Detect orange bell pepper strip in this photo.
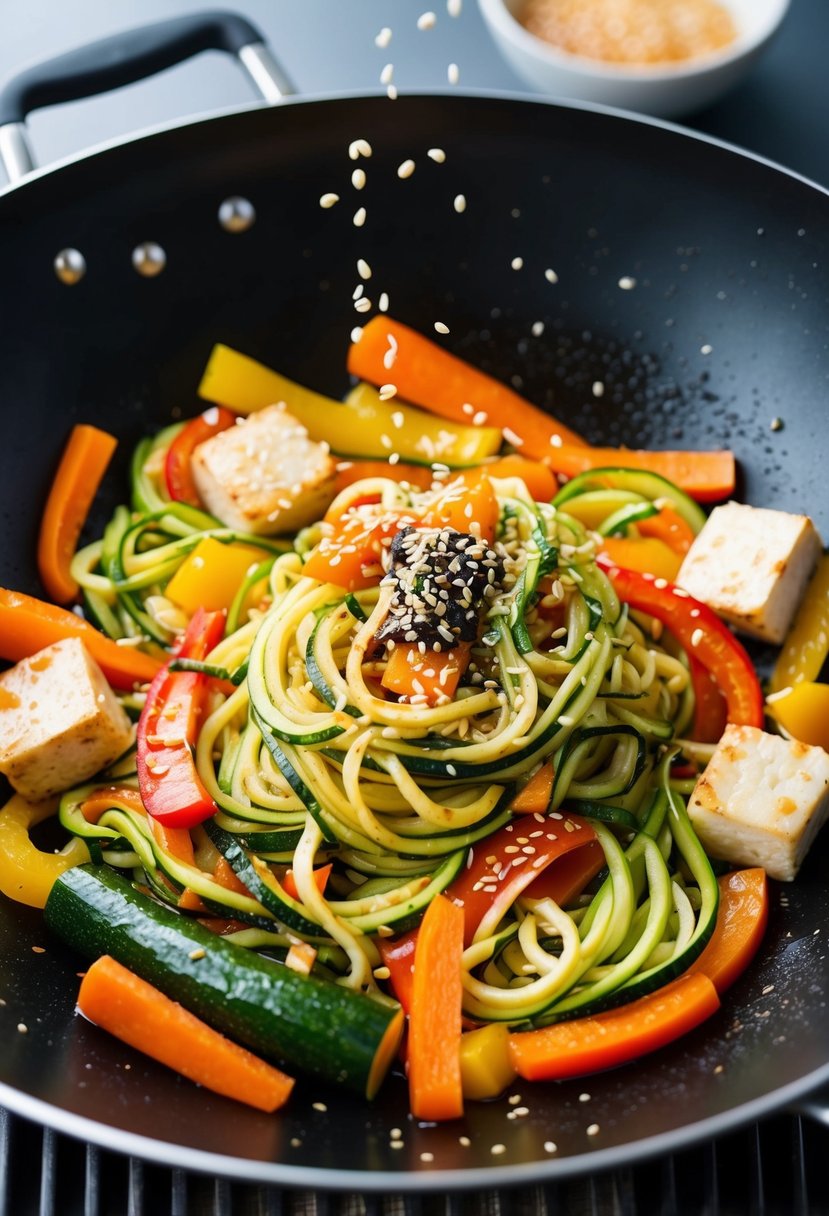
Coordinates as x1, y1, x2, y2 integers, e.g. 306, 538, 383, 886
546, 444, 735, 502
303, 508, 419, 591
422, 470, 499, 543
637, 505, 695, 556
78, 955, 294, 1112
689, 868, 768, 994
597, 558, 764, 728
599, 536, 682, 583
37, 424, 118, 604
80, 785, 146, 824
379, 813, 597, 1010
333, 460, 434, 494
381, 641, 471, 706
164, 406, 237, 506
408, 894, 465, 1121
348, 316, 587, 456
136, 608, 225, 829
509, 761, 554, 814
0, 587, 162, 690
282, 863, 332, 902
508, 972, 720, 1081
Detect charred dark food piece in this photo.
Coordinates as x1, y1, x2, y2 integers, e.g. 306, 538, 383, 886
378, 526, 505, 650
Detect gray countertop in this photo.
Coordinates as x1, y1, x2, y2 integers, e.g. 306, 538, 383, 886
0, 0, 827, 187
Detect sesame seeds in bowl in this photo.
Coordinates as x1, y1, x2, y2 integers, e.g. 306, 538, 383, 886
478, 0, 791, 118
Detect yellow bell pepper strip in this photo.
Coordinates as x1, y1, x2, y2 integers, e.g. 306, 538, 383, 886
597, 557, 764, 728
37, 424, 118, 604
547, 444, 736, 503
165, 536, 270, 615
0, 795, 90, 908
408, 893, 465, 1121
0, 587, 162, 690
766, 682, 829, 751
769, 554, 829, 694
197, 343, 503, 465
599, 536, 683, 582
508, 972, 720, 1081
347, 315, 588, 453
164, 406, 237, 506
459, 1023, 517, 1101
136, 608, 226, 829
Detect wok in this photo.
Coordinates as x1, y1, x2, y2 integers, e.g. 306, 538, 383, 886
0, 9, 827, 1193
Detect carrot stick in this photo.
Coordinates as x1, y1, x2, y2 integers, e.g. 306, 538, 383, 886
80, 785, 146, 824
637, 505, 695, 555
77, 955, 294, 1111
688, 868, 768, 994
382, 642, 471, 705
348, 317, 587, 456
408, 893, 465, 1121
150, 818, 195, 866
546, 444, 735, 501
37, 425, 118, 604
483, 455, 558, 501
334, 460, 434, 494
508, 973, 720, 1081
0, 588, 162, 690
509, 761, 554, 814
212, 857, 252, 897
282, 863, 332, 902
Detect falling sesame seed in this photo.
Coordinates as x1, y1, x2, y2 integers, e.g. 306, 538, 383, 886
428, 147, 446, 163
417, 10, 437, 29
701, 343, 713, 355
351, 326, 364, 343
375, 26, 392, 48
579, 1092, 591, 1103
390, 1127, 402, 1139
319, 192, 339, 209
618, 275, 637, 290
544, 1141, 558, 1153
491, 1143, 507, 1155
17, 1023, 27, 1034
472, 410, 488, 425
354, 297, 372, 313
380, 63, 394, 85
387, 84, 398, 100
379, 383, 397, 401
357, 258, 372, 280
379, 292, 390, 312
511, 256, 524, 270
531, 321, 544, 336
544, 267, 559, 283
383, 334, 399, 369
503, 426, 524, 447
459, 1135, 471, 1146
586, 1123, 600, 1136
349, 138, 372, 159
420, 1151, 434, 1163
353, 283, 364, 300
353, 207, 367, 227
454, 193, 467, 213
434, 320, 450, 334
313, 1101, 328, 1112
398, 159, 416, 179
592, 380, 605, 397
448, 0, 462, 14
390, 1141, 404, 1150
446, 764, 457, 776
352, 167, 366, 190
448, 62, 460, 84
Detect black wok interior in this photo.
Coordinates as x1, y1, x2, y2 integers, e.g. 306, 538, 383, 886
0, 94, 827, 1189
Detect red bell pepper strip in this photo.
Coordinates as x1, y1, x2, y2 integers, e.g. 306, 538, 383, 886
508, 972, 720, 1081
688, 868, 768, 994
378, 812, 596, 1010
165, 406, 237, 506
597, 556, 764, 728
136, 608, 226, 829
688, 656, 728, 743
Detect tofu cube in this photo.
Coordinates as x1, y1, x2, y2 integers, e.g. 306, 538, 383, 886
0, 639, 132, 801
677, 502, 822, 643
191, 405, 335, 535
688, 723, 829, 881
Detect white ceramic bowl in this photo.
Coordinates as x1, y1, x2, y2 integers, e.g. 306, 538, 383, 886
478, 0, 791, 118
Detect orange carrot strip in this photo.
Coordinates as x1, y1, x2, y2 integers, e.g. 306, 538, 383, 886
178, 889, 208, 913
381, 642, 471, 705
546, 445, 735, 502
150, 818, 196, 867
37, 425, 118, 604
637, 505, 695, 556
212, 857, 252, 897
688, 868, 768, 994
77, 955, 294, 1112
408, 894, 465, 1121
508, 973, 720, 1081
282, 863, 332, 902
0, 587, 162, 690
80, 785, 145, 824
510, 761, 554, 814
348, 316, 586, 456
334, 460, 434, 494
484, 455, 558, 501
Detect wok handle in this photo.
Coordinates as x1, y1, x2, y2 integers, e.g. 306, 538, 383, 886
0, 9, 294, 183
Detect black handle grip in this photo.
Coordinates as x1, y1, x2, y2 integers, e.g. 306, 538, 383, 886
0, 10, 266, 126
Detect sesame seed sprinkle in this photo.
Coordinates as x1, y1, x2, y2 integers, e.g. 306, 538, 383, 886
417, 10, 437, 29
319, 192, 339, 209
379, 292, 390, 312
544, 267, 559, 283
428, 147, 447, 163
354, 296, 372, 313
434, 320, 450, 334
349, 138, 372, 160
398, 159, 416, 179
352, 168, 366, 190
375, 26, 392, 48
351, 326, 364, 343
357, 258, 372, 280
379, 383, 398, 401
353, 207, 367, 227
511, 256, 524, 270
387, 84, 398, 100
454, 193, 467, 213
448, 62, 460, 84
618, 275, 637, 290
380, 63, 394, 85
491, 1143, 507, 1155
448, 0, 462, 14
531, 320, 544, 336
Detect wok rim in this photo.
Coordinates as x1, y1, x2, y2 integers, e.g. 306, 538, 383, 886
1, 85, 828, 1189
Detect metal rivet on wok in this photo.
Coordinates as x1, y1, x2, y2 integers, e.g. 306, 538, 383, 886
218, 196, 256, 233
53, 248, 86, 285
132, 242, 167, 277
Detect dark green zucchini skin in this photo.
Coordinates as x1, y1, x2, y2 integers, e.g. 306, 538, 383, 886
45, 865, 401, 1097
